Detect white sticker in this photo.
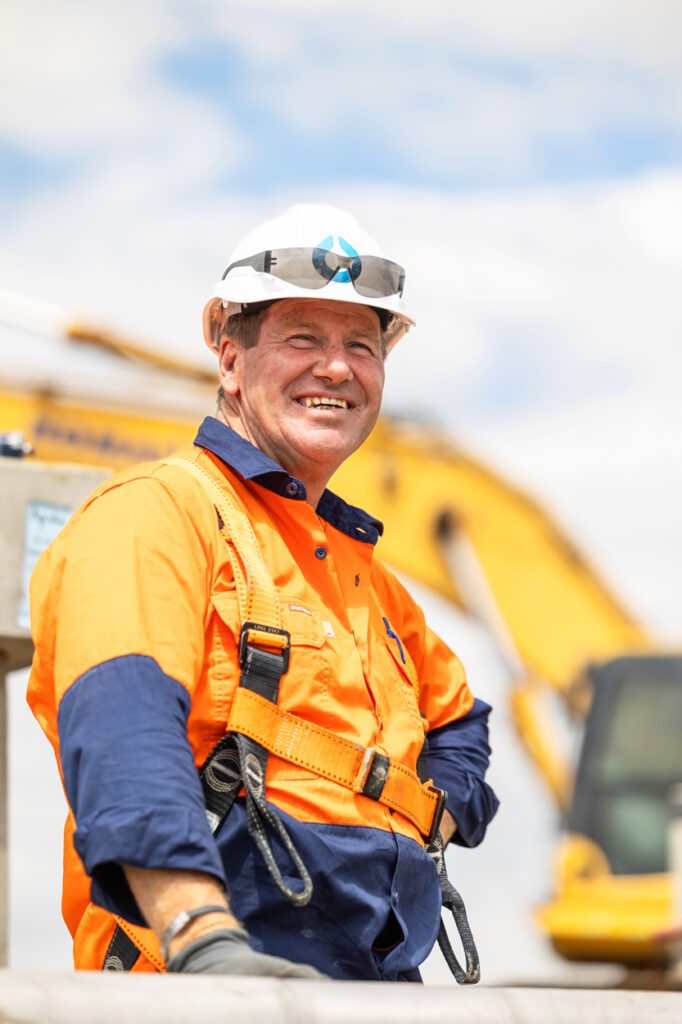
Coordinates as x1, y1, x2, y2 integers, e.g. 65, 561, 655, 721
322, 620, 336, 638
18, 500, 73, 630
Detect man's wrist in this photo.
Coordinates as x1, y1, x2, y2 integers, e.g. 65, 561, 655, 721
160, 904, 236, 961
165, 909, 241, 962
440, 808, 457, 846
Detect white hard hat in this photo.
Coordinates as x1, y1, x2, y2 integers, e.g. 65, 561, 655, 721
202, 204, 415, 353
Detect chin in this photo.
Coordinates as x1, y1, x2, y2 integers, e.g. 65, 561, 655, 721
295, 435, 356, 466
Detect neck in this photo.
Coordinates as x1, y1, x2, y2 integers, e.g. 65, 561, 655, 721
215, 406, 330, 509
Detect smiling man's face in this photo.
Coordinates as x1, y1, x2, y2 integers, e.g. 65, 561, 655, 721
217, 298, 385, 502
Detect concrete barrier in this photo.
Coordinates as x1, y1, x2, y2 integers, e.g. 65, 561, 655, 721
0, 973, 680, 1024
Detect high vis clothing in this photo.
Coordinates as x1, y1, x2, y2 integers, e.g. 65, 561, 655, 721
28, 416, 499, 980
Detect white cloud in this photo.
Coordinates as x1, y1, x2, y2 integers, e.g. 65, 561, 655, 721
202, 5, 682, 186
264, 0, 682, 71
2, 0, 681, 195
3, 0, 171, 147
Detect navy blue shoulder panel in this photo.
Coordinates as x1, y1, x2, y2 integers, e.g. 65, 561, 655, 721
58, 654, 225, 924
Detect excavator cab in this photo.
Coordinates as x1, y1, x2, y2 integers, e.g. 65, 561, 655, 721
538, 654, 682, 965
569, 655, 682, 878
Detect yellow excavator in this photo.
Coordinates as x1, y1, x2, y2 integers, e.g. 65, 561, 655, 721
1, 289, 680, 969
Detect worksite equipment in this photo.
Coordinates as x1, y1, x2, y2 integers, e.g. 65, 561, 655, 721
201, 205, 415, 353
1, 288, 681, 971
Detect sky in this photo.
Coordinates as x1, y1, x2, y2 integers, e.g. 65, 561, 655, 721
2, 0, 682, 984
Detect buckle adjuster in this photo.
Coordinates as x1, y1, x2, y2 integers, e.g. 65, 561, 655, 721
427, 786, 448, 844
239, 621, 291, 673
353, 747, 390, 801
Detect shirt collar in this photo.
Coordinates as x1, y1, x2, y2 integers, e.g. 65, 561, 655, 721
194, 417, 383, 545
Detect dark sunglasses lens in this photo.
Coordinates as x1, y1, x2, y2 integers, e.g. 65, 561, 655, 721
268, 248, 329, 289
351, 256, 404, 298
262, 248, 404, 297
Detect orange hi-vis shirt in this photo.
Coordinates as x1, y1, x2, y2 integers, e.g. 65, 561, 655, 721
28, 417, 498, 978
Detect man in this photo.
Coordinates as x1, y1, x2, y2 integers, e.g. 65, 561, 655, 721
28, 205, 499, 981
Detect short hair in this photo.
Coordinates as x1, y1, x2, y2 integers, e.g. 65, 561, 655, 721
222, 304, 272, 349
215, 305, 272, 406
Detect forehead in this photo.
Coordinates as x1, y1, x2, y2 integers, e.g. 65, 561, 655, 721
261, 298, 382, 337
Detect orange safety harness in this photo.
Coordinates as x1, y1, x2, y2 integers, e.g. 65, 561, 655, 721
170, 455, 446, 849
104, 455, 454, 972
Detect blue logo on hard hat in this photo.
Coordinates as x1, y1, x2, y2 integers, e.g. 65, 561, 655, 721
313, 235, 359, 284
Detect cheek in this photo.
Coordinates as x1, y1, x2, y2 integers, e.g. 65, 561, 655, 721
363, 366, 385, 406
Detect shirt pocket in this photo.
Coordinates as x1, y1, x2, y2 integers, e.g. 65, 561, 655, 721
378, 630, 425, 738
209, 593, 333, 717
278, 602, 334, 719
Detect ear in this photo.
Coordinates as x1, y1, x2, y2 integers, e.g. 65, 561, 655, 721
217, 335, 241, 397
202, 298, 223, 354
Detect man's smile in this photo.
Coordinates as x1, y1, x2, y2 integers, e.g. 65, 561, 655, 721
295, 395, 352, 410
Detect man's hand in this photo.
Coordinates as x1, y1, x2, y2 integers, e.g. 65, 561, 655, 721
166, 927, 325, 978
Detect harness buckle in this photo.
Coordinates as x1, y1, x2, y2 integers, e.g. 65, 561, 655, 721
353, 747, 390, 800
427, 785, 448, 845
239, 621, 291, 673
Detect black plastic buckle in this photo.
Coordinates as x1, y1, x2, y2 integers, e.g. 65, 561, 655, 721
239, 621, 291, 673
427, 786, 448, 845
359, 750, 390, 801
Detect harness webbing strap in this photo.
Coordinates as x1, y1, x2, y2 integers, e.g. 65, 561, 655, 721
227, 687, 445, 840
167, 456, 316, 904
164, 456, 285, 651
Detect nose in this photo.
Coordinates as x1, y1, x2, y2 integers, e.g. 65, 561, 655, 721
312, 342, 353, 384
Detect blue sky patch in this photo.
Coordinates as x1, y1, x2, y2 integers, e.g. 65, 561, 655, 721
0, 139, 77, 201
159, 33, 682, 194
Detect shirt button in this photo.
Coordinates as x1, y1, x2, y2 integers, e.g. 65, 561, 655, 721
314, 546, 327, 559
286, 481, 299, 497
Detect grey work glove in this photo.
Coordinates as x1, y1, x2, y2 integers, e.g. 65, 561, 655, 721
166, 927, 325, 979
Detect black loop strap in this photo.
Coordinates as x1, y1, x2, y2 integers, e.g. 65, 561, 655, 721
436, 874, 481, 985
235, 733, 313, 907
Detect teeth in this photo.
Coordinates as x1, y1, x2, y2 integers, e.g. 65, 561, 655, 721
301, 397, 349, 409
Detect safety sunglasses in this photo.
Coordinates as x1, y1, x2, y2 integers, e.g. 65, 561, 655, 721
221, 247, 405, 299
